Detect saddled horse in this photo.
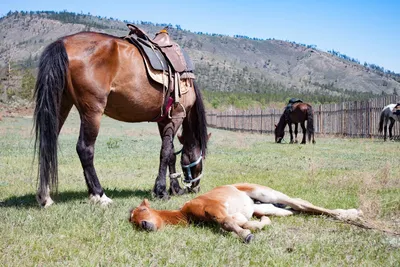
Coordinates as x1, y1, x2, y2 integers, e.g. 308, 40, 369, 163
129, 183, 363, 243
33, 30, 208, 207
378, 103, 400, 141
274, 102, 315, 144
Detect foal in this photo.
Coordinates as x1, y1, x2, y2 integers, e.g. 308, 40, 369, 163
129, 183, 362, 243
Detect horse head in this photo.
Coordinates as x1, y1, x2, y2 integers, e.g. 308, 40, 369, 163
177, 133, 211, 193
274, 123, 285, 143
129, 199, 163, 231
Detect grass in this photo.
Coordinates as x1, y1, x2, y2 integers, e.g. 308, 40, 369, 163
1, 110, 400, 266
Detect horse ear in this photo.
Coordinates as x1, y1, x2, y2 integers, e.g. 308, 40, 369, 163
177, 134, 184, 144
141, 199, 150, 207
207, 132, 212, 141
274, 124, 277, 128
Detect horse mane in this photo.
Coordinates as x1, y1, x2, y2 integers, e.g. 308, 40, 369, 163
183, 81, 208, 157
276, 113, 287, 135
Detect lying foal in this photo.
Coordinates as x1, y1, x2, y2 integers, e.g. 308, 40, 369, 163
129, 183, 362, 243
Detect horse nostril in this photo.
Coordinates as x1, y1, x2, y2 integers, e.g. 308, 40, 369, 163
141, 221, 155, 231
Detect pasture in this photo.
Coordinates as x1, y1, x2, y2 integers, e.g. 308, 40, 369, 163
1, 110, 399, 266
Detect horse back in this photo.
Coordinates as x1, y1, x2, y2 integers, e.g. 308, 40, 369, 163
62, 32, 164, 122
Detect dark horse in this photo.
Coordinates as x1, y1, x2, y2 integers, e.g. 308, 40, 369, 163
33, 31, 208, 207
378, 103, 400, 141
274, 102, 315, 144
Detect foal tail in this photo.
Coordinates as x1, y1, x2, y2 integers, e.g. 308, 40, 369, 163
378, 109, 385, 133
307, 105, 315, 143
33, 39, 68, 197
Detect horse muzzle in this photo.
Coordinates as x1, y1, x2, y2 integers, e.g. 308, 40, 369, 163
140, 221, 157, 231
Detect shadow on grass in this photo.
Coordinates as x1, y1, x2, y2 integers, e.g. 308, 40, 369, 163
0, 188, 152, 209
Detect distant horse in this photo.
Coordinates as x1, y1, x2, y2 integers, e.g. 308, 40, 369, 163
129, 183, 363, 243
275, 102, 315, 144
378, 103, 400, 141
33, 31, 208, 207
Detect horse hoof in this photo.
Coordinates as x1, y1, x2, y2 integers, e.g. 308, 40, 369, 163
90, 194, 113, 206
244, 234, 254, 244
36, 194, 54, 208
169, 187, 185, 196
152, 191, 170, 200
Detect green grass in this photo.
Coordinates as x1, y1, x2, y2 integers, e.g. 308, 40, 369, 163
1, 110, 400, 266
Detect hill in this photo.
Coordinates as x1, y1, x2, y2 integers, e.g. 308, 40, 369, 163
0, 11, 399, 106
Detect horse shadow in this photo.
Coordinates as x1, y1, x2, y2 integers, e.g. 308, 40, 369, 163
0, 188, 152, 209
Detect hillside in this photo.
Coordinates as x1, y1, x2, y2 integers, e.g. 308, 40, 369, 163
1, 11, 399, 105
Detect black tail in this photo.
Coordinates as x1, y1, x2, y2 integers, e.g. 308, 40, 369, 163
378, 109, 385, 133
190, 81, 208, 157
33, 39, 68, 196
307, 105, 315, 143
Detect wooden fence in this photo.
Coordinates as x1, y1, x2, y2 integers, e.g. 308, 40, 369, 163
206, 95, 400, 139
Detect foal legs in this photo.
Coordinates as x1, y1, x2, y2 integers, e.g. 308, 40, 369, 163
249, 186, 362, 221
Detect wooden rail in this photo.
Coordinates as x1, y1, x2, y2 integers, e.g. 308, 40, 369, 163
206, 96, 400, 139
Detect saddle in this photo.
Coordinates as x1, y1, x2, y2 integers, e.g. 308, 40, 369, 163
284, 98, 303, 121
123, 24, 195, 122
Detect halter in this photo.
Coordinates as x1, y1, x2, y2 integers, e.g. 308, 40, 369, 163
181, 151, 203, 186
169, 149, 203, 188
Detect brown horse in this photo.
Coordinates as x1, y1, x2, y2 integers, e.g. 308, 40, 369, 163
129, 183, 363, 243
275, 102, 315, 144
33, 31, 208, 207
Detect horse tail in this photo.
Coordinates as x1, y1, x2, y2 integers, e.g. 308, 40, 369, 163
192, 80, 208, 157
378, 109, 385, 133
307, 105, 315, 143
33, 39, 68, 196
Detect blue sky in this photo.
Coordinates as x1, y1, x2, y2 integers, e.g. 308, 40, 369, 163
1, 0, 399, 73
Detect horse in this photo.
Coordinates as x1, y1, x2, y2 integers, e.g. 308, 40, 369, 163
33, 31, 208, 207
274, 102, 315, 144
129, 183, 363, 243
378, 103, 400, 141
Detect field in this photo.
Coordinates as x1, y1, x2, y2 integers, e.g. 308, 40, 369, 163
1, 110, 399, 266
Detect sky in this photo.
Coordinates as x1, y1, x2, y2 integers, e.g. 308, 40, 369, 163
1, 0, 399, 73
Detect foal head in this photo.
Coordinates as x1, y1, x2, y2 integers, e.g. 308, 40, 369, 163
129, 199, 163, 231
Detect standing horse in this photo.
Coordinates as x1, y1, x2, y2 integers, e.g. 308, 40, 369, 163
274, 102, 315, 144
33, 31, 208, 207
378, 103, 400, 141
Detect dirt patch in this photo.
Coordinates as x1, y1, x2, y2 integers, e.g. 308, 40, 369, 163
0, 101, 34, 118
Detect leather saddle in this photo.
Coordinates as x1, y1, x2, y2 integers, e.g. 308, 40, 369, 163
122, 24, 196, 122
124, 24, 194, 73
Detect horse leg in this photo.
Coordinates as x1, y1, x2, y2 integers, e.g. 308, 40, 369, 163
154, 121, 182, 199
388, 118, 395, 141
288, 123, 294, 143
36, 94, 73, 207
219, 216, 254, 243
300, 122, 307, 144
76, 112, 112, 205
251, 187, 362, 221
294, 123, 299, 143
